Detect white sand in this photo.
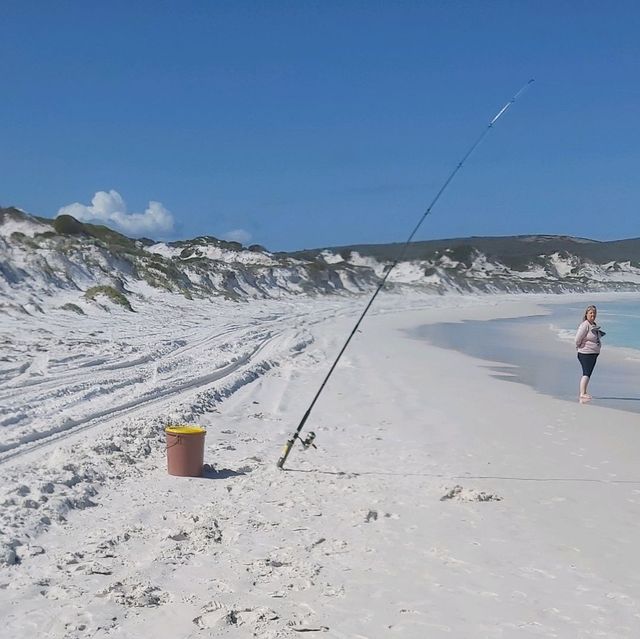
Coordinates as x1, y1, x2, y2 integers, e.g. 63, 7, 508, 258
1, 292, 640, 638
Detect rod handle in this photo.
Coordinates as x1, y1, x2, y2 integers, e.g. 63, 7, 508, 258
276, 437, 295, 469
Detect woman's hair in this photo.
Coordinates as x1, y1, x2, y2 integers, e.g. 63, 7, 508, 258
583, 305, 597, 321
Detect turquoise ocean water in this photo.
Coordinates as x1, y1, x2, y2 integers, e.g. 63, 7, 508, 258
583, 301, 640, 351
553, 300, 640, 354
414, 297, 640, 415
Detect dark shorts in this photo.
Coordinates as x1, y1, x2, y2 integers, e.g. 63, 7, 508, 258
577, 352, 599, 377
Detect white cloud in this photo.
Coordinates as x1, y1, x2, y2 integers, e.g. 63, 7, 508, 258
58, 190, 174, 237
222, 228, 252, 245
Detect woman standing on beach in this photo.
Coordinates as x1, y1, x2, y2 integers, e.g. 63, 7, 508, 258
575, 305, 604, 402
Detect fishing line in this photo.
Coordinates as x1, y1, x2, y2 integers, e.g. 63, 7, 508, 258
277, 79, 535, 469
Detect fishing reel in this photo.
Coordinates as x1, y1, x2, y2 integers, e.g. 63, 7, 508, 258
299, 431, 317, 450
276, 430, 317, 469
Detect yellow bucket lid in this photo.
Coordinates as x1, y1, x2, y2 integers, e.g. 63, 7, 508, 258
165, 425, 206, 435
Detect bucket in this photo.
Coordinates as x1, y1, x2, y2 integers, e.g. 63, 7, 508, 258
165, 425, 206, 477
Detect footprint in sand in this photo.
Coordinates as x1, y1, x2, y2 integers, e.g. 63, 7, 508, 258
61, 609, 93, 634
364, 509, 399, 523
97, 578, 170, 608
440, 485, 502, 502
605, 592, 635, 606
193, 601, 280, 630
247, 554, 322, 592
204, 578, 234, 593
321, 582, 345, 598
40, 582, 85, 601
520, 566, 557, 580
193, 600, 233, 628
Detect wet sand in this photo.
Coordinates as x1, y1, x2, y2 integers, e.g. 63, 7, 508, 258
412, 303, 640, 415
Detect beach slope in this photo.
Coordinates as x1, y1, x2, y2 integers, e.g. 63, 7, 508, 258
1, 295, 639, 638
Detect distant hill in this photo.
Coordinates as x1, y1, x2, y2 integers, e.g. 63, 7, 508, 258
288, 235, 640, 265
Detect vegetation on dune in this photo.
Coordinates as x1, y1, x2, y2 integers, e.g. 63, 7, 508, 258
135, 256, 197, 296
446, 244, 477, 268
83, 222, 144, 254
84, 285, 134, 311
60, 302, 86, 315
53, 215, 86, 236
51, 215, 144, 258
7, 232, 40, 250
499, 254, 548, 273
36, 231, 57, 239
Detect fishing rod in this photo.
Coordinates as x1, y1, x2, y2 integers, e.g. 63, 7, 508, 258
276, 79, 535, 470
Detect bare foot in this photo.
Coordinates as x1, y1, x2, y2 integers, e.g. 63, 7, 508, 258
579, 394, 592, 403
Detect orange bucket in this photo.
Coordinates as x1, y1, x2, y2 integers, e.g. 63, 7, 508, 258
165, 425, 206, 477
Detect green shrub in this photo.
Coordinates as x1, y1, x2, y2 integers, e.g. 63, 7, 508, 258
60, 303, 85, 315
54, 215, 86, 235
447, 244, 476, 268
83, 223, 142, 253
84, 286, 134, 311
8, 232, 40, 249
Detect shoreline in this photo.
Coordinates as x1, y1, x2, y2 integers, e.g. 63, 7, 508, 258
411, 295, 640, 415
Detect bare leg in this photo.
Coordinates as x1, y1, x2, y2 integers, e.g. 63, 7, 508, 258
579, 375, 592, 401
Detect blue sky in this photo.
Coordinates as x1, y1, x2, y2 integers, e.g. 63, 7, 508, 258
1, 1, 639, 251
